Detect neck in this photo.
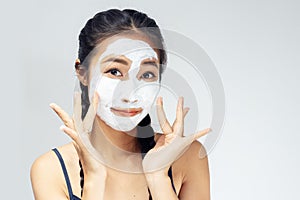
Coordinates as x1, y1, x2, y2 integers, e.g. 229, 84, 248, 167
90, 115, 141, 155
89, 116, 143, 172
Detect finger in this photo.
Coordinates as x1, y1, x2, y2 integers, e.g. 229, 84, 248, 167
60, 125, 81, 144
50, 103, 74, 129
183, 107, 190, 118
176, 96, 184, 122
156, 96, 172, 134
192, 128, 212, 140
72, 141, 80, 152
172, 97, 184, 134
92, 91, 99, 110
83, 92, 99, 131
73, 92, 83, 130
175, 107, 189, 137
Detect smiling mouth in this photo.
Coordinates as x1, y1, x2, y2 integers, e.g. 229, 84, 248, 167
110, 107, 143, 117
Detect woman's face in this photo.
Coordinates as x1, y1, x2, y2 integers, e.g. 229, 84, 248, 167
86, 34, 161, 132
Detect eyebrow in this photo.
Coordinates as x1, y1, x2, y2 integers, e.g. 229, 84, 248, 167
102, 57, 129, 65
102, 57, 158, 68
142, 60, 158, 68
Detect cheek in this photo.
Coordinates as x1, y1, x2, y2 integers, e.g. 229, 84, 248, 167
95, 76, 120, 102
135, 84, 160, 103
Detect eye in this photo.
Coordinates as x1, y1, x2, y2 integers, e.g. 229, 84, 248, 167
141, 72, 156, 79
105, 68, 122, 77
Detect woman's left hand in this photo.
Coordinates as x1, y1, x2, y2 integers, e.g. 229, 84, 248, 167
142, 96, 211, 175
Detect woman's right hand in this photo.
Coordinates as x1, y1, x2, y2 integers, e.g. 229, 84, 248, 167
50, 92, 107, 177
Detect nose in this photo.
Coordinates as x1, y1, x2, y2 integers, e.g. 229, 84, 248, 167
121, 98, 138, 103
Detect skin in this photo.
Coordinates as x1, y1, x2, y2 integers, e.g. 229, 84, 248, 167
30, 32, 211, 200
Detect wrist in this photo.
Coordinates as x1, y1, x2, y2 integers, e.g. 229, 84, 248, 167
81, 163, 107, 177
85, 170, 107, 181
145, 169, 169, 185
145, 173, 178, 200
81, 171, 107, 200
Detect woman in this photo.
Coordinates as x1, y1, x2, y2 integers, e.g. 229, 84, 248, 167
30, 8, 211, 200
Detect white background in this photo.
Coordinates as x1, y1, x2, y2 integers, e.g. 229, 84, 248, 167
1, 0, 299, 199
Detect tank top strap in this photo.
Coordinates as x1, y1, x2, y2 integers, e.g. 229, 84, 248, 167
168, 166, 176, 194
52, 148, 74, 199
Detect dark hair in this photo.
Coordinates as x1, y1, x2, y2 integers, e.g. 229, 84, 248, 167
76, 8, 167, 198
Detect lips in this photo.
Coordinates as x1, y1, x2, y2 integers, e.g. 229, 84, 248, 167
110, 107, 143, 117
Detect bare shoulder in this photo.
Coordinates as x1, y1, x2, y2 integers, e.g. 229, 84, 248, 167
30, 143, 78, 200
173, 140, 209, 180
30, 143, 77, 174
180, 140, 208, 161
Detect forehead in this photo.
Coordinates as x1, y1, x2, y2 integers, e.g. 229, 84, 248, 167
91, 33, 159, 62
99, 38, 158, 62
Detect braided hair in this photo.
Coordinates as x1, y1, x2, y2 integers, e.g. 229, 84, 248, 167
76, 9, 167, 199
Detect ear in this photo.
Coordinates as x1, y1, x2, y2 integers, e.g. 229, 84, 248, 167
75, 59, 88, 86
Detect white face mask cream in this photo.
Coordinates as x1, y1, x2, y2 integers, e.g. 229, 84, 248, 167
88, 38, 160, 132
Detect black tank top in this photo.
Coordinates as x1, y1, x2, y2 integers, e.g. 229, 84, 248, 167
52, 148, 177, 200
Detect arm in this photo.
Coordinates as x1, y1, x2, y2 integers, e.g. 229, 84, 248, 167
80, 170, 106, 200
178, 141, 210, 200
146, 171, 179, 200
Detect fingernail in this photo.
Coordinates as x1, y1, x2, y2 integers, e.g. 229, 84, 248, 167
180, 96, 183, 102
156, 97, 160, 104
59, 125, 66, 131
74, 91, 81, 96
